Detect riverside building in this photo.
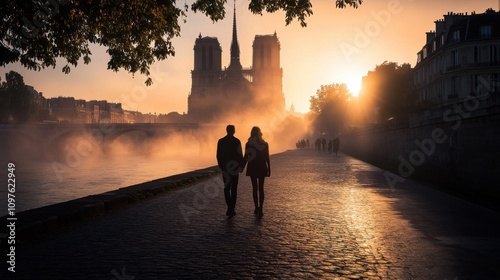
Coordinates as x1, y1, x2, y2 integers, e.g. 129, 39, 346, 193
413, 8, 500, 108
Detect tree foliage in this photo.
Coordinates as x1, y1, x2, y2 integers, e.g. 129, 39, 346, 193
309, 83, 352, 135
0, 0, 362, 85
358, 61, 413, 124
0, 71, 32, 122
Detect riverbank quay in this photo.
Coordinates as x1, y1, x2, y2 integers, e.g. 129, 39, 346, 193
3, 149, 500, 279
0, 166, 221, 243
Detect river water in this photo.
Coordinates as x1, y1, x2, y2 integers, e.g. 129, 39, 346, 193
0, 126, 216, 216
1, 155, 214, 216
0, 123, 296, 216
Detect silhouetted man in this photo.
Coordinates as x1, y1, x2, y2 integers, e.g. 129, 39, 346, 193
217, 125, 244, 217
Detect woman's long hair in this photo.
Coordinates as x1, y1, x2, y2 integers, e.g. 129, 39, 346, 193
249, 126, 265, 143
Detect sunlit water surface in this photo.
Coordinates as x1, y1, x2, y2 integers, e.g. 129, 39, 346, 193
1, 152, 214, 216
0, 124, 293, 216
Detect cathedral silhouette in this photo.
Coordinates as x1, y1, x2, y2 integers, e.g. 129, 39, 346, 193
187, 6, 285, 122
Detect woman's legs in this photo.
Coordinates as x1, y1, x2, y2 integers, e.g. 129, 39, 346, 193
251, 176, 265, 216
258, 177, 265, 216
251, 176, 259, 213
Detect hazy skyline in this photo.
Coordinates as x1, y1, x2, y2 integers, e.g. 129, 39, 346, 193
1, 0, 497, 114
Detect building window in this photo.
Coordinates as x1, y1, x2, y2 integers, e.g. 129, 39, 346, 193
480, 26, 492, 39
452, 30, 460, 43
451, 50, 460, 67
267, 45, 272, 66
441, 35, 445, 46
209, 47, 213, 69
202, 47, 206, 70
490, 45, 499, 64
260, 45, 265, 67
450, 76, 459, 98
474, 46, 480, 63
472, 74, 481, 95
491, 73, 499, 93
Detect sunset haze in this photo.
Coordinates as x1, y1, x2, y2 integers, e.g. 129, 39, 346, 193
1, 0, 497, 114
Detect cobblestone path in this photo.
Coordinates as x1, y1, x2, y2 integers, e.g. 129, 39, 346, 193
7, 149, 500, 279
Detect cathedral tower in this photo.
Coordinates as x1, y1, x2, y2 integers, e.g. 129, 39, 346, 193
227, 4, 242, 74
187, 4, 285, 122
252, 32, 285, 113
188, 35, 222, 118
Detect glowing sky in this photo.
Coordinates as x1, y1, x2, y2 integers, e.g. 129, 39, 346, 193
1, 0, 498, 114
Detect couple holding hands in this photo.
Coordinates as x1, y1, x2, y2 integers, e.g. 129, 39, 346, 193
216, 125, 271, 218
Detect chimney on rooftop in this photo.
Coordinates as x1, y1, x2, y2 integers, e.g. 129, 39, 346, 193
426, 31, 436, 44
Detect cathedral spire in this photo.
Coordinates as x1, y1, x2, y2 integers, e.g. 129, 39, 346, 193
228, 0, 242, 72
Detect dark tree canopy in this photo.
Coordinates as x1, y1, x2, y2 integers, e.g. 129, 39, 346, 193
0, 71, 36, 122
0, 0, 362, 85
359, 61, 413, 124
309, 83, 352, 135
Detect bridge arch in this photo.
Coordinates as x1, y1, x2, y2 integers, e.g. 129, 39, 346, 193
47, 130, 104, 159
2, 131, 42, 158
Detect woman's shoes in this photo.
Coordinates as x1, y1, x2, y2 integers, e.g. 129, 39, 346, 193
254, 206, 263, 218
255, 206, 263, 218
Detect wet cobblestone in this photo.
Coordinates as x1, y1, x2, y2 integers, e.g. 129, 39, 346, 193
7, 149, 500, 279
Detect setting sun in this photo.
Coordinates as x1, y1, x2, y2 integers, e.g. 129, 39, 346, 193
344, 76, 362, 97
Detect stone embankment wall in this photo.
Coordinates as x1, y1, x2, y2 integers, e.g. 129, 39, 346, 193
341, 95, 500, 204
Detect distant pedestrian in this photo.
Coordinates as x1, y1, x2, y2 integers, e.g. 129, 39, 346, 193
333, 137, 340, 156
216, 125, 245, 218
244, 126, 270, 218
322, 138, 327, 152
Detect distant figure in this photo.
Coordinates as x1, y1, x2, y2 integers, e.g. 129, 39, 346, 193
321, 138, 327, 152
217, 125, 245, 218
315, 138, 321, 152
333, 137, 340, 156
244, 126, 270, 218
296, 139, 306, 149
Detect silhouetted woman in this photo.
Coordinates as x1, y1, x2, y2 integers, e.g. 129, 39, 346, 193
244, 126, 270, 218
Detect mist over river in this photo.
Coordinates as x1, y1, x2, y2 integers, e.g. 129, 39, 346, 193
0, 125, 216, 216
0, 121, 303, 216
2, 154, 215, 216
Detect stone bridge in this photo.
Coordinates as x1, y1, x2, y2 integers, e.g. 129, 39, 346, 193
1, 123, 221, 158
